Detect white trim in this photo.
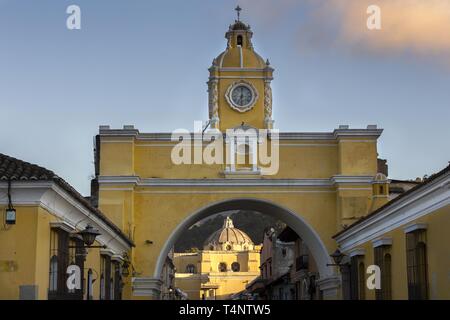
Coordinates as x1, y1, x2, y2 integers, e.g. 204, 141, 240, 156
133, 190, 336, 194
98, 129, 383, 142
50, 221, 75, 233
372, 238, 392, 248
100, 249, 115, 257
404, 223, 427, 234
111, 254, 124, 262
98, 176, 376, 188
348, 248, 366, 257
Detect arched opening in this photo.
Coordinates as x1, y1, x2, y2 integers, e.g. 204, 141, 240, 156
237, 35, 243, 46
153, 198, 337, 299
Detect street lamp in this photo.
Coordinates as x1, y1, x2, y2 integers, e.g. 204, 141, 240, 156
78, 224, 101, 247
121, 260, 130, 277
327, 248, 346, 266
69, 225, 106, 249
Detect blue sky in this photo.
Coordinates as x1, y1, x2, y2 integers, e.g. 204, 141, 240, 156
1, 0, 449, 195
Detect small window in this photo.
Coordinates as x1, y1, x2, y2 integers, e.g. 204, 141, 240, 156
186, 264, 196, 273
226, 245, 232, 251
231, 262, 240, 272
237, 35, 243, 46
218, 262, 227, 272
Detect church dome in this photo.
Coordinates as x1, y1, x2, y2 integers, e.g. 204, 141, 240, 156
204, 217, 254, 251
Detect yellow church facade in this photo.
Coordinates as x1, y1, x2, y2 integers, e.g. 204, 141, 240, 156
95, 15, 387, 300
173, 217, 261, 300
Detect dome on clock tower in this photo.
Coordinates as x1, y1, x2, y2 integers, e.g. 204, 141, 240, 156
212, 19, 268, 69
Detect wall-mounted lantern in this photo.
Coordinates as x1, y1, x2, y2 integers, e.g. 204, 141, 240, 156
327, 248, 346, 266
5, 179, 16, 225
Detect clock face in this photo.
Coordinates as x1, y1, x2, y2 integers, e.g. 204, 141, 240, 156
231, 85, 253, 108
225, 81, 258, 112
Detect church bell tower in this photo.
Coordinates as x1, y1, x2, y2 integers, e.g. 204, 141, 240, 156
208, 7, 274, 131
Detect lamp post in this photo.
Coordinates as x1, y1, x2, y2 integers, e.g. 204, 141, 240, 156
69, 224, 106, 249
327, 248, 346, 266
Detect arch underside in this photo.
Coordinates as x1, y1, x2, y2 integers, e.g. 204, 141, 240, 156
154, 198, 335, 280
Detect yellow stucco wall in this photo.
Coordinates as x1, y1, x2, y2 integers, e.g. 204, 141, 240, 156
0, 204, 110, 300
351, 206, 450, 300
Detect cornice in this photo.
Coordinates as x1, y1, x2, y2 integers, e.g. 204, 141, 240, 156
98, 128, 383, 142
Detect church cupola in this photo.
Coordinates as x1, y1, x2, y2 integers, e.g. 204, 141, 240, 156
225, 6, 254, 50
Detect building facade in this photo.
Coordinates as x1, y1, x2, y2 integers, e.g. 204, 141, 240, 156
174, 217, 261, 300
0, 153, 133, 300
334, 165, 450, 300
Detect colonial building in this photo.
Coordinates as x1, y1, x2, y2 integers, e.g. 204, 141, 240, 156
173, 217, 261, 300
0, 153, 133, 300
334, 164, 450, 300
257, 227, 295, 300
277, 226, 320, 300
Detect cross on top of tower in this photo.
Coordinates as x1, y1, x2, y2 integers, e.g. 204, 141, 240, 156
235, 5, 242, 21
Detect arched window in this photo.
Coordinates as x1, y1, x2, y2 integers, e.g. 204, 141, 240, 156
237, 35, 243, 46
186, 264, 196, 273
231, 262, 240, 272
406, 229, 428, 300
375, 246, 392, 300
218, 262, 227, 272
226, 244, 232, 251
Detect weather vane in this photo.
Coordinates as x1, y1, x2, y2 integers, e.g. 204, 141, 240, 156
235, 5, 242, 21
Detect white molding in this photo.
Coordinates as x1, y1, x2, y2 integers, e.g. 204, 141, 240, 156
404, 223, 427, 234
98, 129, 383, 142
111, 254, 124, 262
372, 238, 392, 248
331, 175, 374, 185
100, 248, 115, 257
335, 171, 450, 251
98, 176, 376, 188
50, 221, 75, 233
348, 248, 366, 257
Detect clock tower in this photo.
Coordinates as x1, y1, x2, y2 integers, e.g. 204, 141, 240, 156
208, 7, 274, 131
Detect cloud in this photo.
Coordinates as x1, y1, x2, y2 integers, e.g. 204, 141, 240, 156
329, 0, 450, 56
241, 0, 450, 66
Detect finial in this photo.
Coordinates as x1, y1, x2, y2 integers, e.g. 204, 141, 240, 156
224, 216, 234, 228
235, 5, 242, 21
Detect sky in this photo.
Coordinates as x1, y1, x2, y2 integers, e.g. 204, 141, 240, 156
1, 0, 449, 195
